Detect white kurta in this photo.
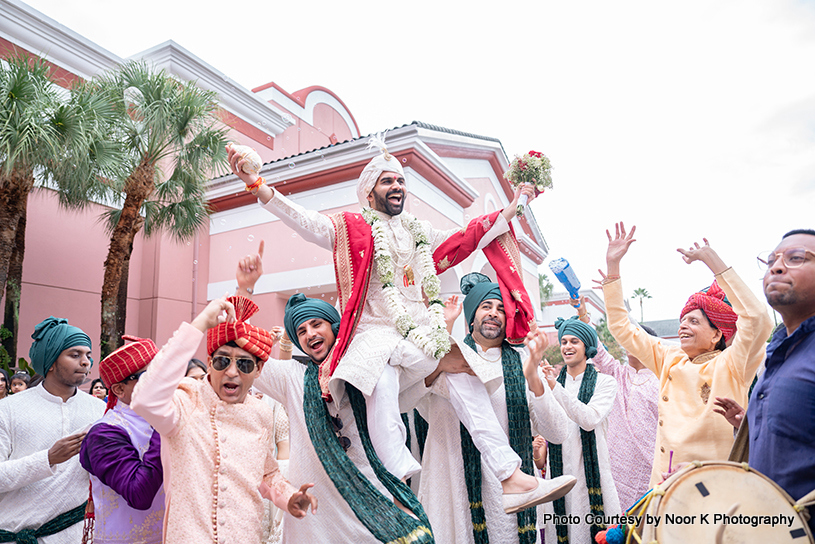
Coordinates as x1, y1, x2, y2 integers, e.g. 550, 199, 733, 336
262, 193, 509, 398
532, 365, 621, 544
254, 357, 391, 543
0, 384, 105, 543
416, 344, 541, 544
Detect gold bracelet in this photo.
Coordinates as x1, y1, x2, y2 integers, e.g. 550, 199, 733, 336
278, 339, 294, 352
279, 346, 293, 353
533, 454, 543, 461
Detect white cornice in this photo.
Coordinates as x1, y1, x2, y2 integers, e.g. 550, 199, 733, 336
134, 41, 291, 139
207, 124, 479, 203
0, 0, 121, 80
255, 85, 360, 138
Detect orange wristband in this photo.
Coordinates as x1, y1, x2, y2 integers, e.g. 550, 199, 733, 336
245, 176, 265, 193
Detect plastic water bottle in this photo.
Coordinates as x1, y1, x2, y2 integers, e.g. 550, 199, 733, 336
548, 258, 581, 308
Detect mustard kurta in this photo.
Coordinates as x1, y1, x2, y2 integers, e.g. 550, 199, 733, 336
602, 268, 773, 486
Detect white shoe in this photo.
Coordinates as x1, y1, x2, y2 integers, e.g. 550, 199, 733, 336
502, 475, 577, 514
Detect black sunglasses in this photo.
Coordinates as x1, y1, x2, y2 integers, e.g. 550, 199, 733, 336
211, 355, 256, 374
331, 414, 351, 452
120, 370, 147, 384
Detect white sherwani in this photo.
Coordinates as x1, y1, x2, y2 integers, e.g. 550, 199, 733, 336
534, 365, 621, 544
254, 358, 389, 543
416, 343, 542, 544
262, 193, 509, 398
0, 384, 105, 543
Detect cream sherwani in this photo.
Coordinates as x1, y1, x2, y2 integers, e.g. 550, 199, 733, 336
534, 365, 621, 544
602, 267, 773, 486
254, 357, 390, 543
131, 323, 295, 544
261, 193, 509, 399
0, 385, 105, 543
415, 343, 541, 544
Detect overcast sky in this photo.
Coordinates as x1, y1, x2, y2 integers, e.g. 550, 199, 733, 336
22, 0, 815, 322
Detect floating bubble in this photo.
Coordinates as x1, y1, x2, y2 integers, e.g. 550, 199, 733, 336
291, 258, 295, 262
291, 233, 297, 238
248, 235, 255, 242
402, 158, 407, 163
464, 214, 470, 220
228, 245, 232, 251
313, 257, 317, 261
286, 136, 290, 141
320, 153, 326, 160
267, 137, 271, 141
288, 162, 295, 169
220, 218, 227, 225
321, 294, 325, 298
330, 296, 335, 301
193, 260, 198, 265
297, 127, 301, 131
186, 242, 191, 246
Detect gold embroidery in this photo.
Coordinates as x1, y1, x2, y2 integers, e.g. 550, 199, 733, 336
481, 218, 491, 231
700, 382, 711, 404
360, 250, 364, 258
437, 256, 451, 271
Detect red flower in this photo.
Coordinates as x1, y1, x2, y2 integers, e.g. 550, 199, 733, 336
528, 150, 542, 158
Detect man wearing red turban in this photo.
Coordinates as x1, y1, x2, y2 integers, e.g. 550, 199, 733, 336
131, 296, 317, 544
80, 336, 165, 544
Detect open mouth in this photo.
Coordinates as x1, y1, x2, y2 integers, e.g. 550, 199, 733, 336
223, 383, 240, 394
309, 338, 325, 352
387, 192, 403, 205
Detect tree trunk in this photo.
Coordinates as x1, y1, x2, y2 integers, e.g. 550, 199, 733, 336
100, 164, 151, 358
0, 170, 33, 319
114, 216, 142, 342
2, 196, 27, 364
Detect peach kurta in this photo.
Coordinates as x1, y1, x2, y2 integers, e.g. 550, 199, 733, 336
603, 267, 773, 487
132, 323, 295, 544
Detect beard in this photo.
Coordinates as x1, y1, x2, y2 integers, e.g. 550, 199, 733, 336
476, 317, 505, 340
371, 188, 405, 216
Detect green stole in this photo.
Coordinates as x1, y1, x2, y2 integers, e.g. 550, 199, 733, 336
0, 502, 86, 544
303, 362, 434, 543
548, 364, 605, 542
460, 335, 537, 544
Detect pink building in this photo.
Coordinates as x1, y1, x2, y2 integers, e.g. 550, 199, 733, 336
0, 0, 549, 378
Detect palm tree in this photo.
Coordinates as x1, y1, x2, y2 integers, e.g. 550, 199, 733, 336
631, 287, 652, 323
538, 273, 554, 310
0, 54, 122, 361
96, 62, 228, 357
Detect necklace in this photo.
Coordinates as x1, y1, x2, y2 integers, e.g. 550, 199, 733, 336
362, 208, 450, 359
629, 371, 652, 387
477, 347, 502, 363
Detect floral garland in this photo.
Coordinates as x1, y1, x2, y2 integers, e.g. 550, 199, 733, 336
362, 208, 451, 359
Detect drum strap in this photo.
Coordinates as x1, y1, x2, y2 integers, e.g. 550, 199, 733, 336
549, 364, 606, 542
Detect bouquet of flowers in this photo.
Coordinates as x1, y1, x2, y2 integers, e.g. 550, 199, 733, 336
503, 150, 553, 217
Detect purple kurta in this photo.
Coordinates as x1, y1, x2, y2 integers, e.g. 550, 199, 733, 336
80, 402, 164, 543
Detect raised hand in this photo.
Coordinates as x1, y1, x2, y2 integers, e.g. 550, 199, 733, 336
226, 144, 260, 188
287, 482, 318, 518
237, 240, 265, 294
191, 295, 236, 333
541, 361, 559, 390
605, 222, 636, 275
443, 295, 462, 332
676, 238, 728, 275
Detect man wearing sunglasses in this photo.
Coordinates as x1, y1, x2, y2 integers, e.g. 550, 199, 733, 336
131, 296, 317, 544
747, 228, 815, 535
80, 335, 165, 544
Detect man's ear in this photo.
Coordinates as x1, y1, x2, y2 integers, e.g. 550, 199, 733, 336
110, 382, 125, 399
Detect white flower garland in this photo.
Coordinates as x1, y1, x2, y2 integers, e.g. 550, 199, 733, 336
362, 208, 451, 359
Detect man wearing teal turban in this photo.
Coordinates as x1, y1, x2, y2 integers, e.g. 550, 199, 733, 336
528, 316, 621, 543
283, 293, 341, 360
0, 317, 104, 544
416, 272, 576, 544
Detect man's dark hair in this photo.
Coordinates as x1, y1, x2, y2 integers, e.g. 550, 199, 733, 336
782, 229, 815, 239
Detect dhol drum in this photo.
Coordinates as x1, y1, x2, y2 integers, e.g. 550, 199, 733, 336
629, 461, 813, 544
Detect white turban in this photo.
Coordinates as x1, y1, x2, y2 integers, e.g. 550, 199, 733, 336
356, 132, 405, 208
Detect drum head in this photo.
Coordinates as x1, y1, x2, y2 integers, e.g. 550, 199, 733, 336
651, 463, 813, 543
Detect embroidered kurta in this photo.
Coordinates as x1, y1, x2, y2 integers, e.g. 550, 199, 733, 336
602, 267, 773, 486
259, 396, 289, 544
253, 357, 391, 543
415, 344, 541, 544
131, 323, 296, 544
592, 344, 658, 510
533, 366, 620, 544
80, 402, 165, 543
0, 384, 104, 543
262, 193, 509, 399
